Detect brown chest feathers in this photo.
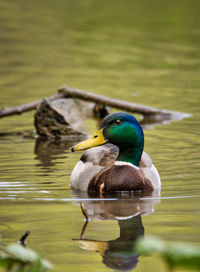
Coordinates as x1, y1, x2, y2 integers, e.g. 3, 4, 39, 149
88, 164, 153, 194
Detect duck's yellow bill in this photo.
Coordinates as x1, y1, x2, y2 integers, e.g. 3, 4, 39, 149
71, 129, 107, 152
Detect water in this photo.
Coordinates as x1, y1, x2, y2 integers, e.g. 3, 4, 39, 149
0, 0, 200, 271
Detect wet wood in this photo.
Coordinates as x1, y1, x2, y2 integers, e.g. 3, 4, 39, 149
34, 99, 88, 139
58, 86, 173, 119
0, 93, 65, 118
0, 85, 175, 119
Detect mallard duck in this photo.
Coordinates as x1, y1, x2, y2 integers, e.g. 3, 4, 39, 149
70, 112, 161, 193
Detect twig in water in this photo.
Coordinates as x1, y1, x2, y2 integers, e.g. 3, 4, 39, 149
18, 230, 30, 246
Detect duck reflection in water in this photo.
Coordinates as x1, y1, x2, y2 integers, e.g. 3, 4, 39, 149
72, 190, 160, 271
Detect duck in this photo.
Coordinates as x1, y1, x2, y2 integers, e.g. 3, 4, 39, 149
70, 112, 161, 194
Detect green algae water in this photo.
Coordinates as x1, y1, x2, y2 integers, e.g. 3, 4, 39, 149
0, 0, 200, 271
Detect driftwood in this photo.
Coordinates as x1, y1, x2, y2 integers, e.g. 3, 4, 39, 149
34, 99, 88, 139
0, 85, 178, 120
34, 96, 110, 139
59, 86, 173, 119
0, 93, 65, 118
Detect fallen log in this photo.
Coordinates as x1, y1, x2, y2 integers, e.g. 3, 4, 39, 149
34, 98, 87, 138
0, 85, 179, 120
59, 86, 173, 119
0, 93, 65, 118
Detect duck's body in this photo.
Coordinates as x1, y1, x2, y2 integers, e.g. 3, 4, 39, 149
70, 112, 161, 194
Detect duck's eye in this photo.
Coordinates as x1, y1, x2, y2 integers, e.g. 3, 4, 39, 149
114, 119, 122, 125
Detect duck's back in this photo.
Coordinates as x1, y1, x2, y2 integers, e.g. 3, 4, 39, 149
88, 161, 154, 193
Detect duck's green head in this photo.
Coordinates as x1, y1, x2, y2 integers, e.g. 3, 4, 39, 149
72, 112, 144, 166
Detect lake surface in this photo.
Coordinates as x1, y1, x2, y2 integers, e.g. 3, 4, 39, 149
0, 0, 200, 271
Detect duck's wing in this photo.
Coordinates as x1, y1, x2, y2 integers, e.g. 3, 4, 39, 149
70, 144, 119, 191
140, 151, 161, 191
80, 143, 119, 167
